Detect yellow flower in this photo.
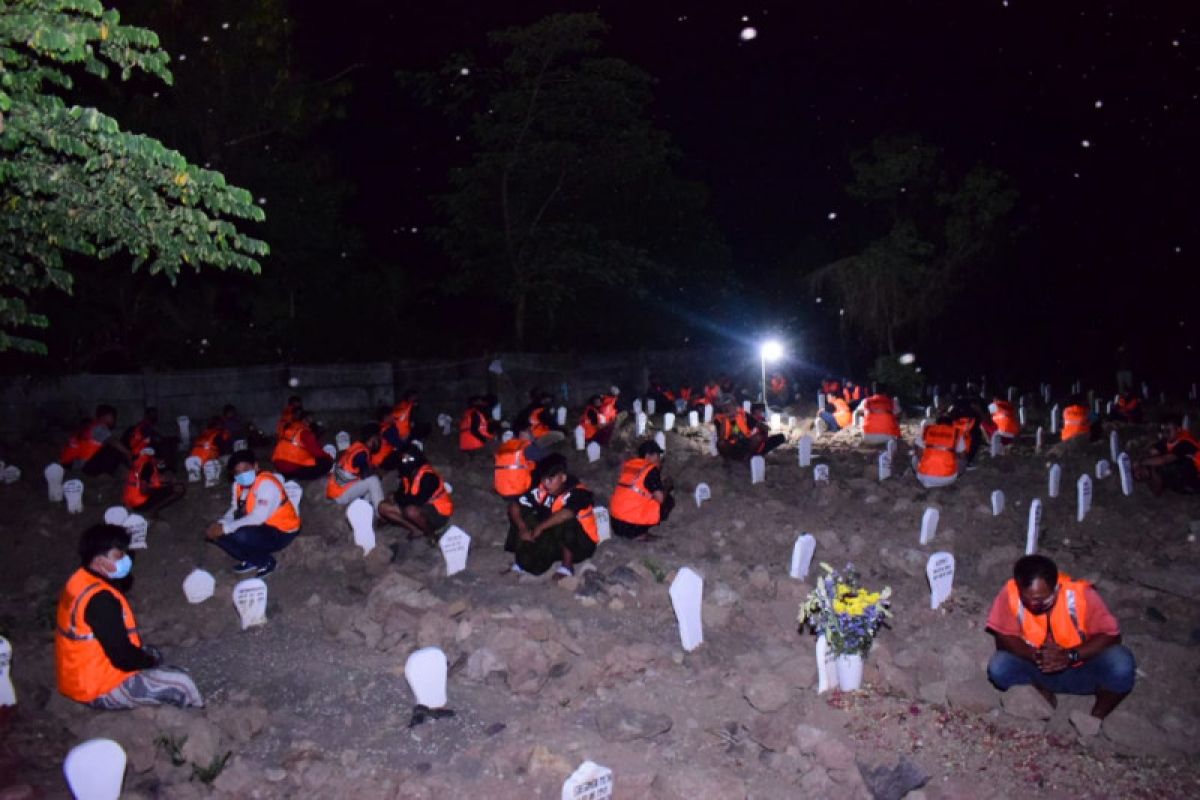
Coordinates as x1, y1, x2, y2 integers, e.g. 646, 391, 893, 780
100, 23, 109, 41
174, 172, 189, 187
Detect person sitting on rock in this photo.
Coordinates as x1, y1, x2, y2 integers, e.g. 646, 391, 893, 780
1134, 414, 1200, 496
610, 440, 674, 540
860, 384, 902, 445
60, 404, 132, 476
985, 554, 1135, 719
506, 454, 598, 577
326, 424, 386, 510
56, 524, 204, 710
122, 447, 185, 514
271, 410, 333, 481
913, 415, 965, 488
204, 450, 301, 578
378, 445, 453, 541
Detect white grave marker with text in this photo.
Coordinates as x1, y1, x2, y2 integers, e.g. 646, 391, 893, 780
123, 514, 148, 550
593, 507, 611, 543
232, 578, 268, 629
562, 760, 613, 800
694, 482, 711, 508
184, 456, 202, 483
877, 451, 892, 481
203, 459, 221, 488
439, 525, 471, 575
927, 552, 955, 610
63, 479, 84, 514
669, 567, 704, 652
1077, 474, 1093, 522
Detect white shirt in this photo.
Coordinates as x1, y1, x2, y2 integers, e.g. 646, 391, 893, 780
219, 473, 284, 534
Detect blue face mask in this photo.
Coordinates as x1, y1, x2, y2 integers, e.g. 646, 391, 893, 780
234, 471, 256, 487
108, 554, 133, 580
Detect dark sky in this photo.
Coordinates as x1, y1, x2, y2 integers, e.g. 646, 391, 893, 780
244, 1, 1200, 376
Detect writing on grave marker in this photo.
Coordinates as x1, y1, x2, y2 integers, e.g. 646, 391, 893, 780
184, 456, 202, 483
63, 479, 84, 514
813, 463, 830, 483
562, 760, 614, 800
123, 514, 148, 550
789, 533, 816, 580
593, 507, 612, 542
232, 578, 268, 629
202, 459, 221, 488
439, 525, 471, 576
927, 552, 955, 610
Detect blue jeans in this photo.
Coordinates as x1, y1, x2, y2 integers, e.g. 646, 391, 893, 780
987, 645, 1136, 695
212, 524, 298, 568
818, 411, 841, 431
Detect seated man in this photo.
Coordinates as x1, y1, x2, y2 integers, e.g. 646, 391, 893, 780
60, 404, 131, 476
190, 416, 230, 464
123, 447, 185, 514
275, 395, 303, 439
1135, 415, 1200, 496
506, 455, 597, 577
326, 424, 386, 509
458, 395, 496, 453
56, 524, 203, 710
986, 554, 1135, 719
494, 429, 551, 501
204, 451, 301, 578
817, 393, 853, 433
948, 397, 986, 465
378, 445, 453, 541
271, 410, 333, 481
579, 394, 617, 447
1061, 396, 1099, 443
1111, 390, 1143, 424
610, 441, 674, 540
913, 416, 965, 488
714, 397, 757, 461
748, 403, 787, 456
989, 396, 1020, 446
517, 392, 557, 439
766, 372, 791, 407
860, 385, 901, 445
123, 407, 178, 467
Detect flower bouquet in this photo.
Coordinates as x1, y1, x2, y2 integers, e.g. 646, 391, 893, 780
797, 563, 891, 689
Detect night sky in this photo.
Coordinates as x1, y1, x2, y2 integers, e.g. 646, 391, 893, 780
124, 1, 1200, 382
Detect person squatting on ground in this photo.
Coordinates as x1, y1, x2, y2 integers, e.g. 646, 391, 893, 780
985, 554, 1135, 719
190, 416, 231, 464
859, 385, 901, 445
1061, 395, 1101, 444
913, 415, 966, 488
378, 445, 453, 541
205, 451, 301, 578
506, 454, 597, 577
326, 424, 386, 510
1135, 415, 1200, 496
579, 392, 619, 447
271, 409, 333, 481
56, 524, 203, 710
122, 446, 185, 514
458, 395, 496, 453
610, 440, 674, 541
59, 404, 132, 476
989, 395, 1021, 447
748, 403, 786, 456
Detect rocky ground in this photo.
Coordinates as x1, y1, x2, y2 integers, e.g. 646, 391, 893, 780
1, 402, 1198, 799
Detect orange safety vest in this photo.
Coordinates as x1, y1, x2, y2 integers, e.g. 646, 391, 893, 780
598, 396, 619, 425
1167, 430, 1200, 470
326, 442, 369, 499
918, 423, 959, 477
401, 463, 453, 517
702, 383, 721, 404
991, 400, 1020, 437
237, 472, 301, 533
190, 428, 223, 462
272, 420, 317, 467
862, 394, 900, 437
494, 440, 536, 497
390, 401, 415, 440
953, 417, 975, 445
821, 379, 841, 395
843, 385, 862, 404
122, 452, 163, 509
60, 419, 105, 464
275, 406, 298, 439
537, 483, 599, 543
528, 408, 551, 438
55, 568, 142, 703
610, 458, 660, 526
1061, 405, 1089, 442
579, 407, 601, 442
769, 375, 787, 395
127, 423, 153, 458
1115, 395, 1140, 418
1004, 575, 1090, 652
717, 410, 754, 443
679, 386, 693, 402
830, 397, 853, 429
458, 408, 493, 451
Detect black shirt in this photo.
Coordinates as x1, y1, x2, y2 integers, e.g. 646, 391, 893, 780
396, 471, 440, 506
81, 578, 156, 672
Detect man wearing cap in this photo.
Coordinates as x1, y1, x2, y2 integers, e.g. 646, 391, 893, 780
610, 441, 674, 540
204, 451, 301, 578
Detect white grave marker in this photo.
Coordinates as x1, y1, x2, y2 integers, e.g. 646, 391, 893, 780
574, 425, 586, 451
814, 416, 828, 437
45, 462, 65, 502
886, 437, 897, 460
336, 431, 351, 451
815, 634, 837, 694
1035, 426, 1044, 453
991, 489, 1005, 516
989, 434, 1003, 458
1048, 463, 1062, 498
439, 525, 471, 576
635, 412, 647, 436
926, 552, 955, 610
797, 435, 813, 467
593, 506, 611, 543
703, 403, 713, 424
1026, 499, 1042, 555
750, 455, 765, 484
632, 398, 642, 415
769, 412, 782, 430
202, 459, 221, 488
668, 567, 704, 652
789, 533, 816, 580
284, 480, 303, 511
586, 442, 601, 464
103, 506, 129, 526
813, 464, 830, 483
693, 482, 711, 508
347, 498, 376, 555
1118, 452, 1133, 496
123, 514, 148, 550
182, 569, 216, 604
491, 403, 502, 422
1, 464, 18, 484
816, 391, 825, 412
184, 455, 202, 483
646, 398, 657, 415
654, 431, 666, 452
708, 430, 718, 457
1095, 459, 1111, 480
404, 646, 449, 709
232, 439, 248, 452
1019, 406, 1028, 427
1077, 474, 1093, 522
232, 578, 268, 629
925, 405, 933, 419
742, 400, 752, 413
877, 451, 892, 482
500, 430, 514, 443
1007, 386, 1017, 402
0, 636, 14, 706
562, 760, 614, 800
663, 412, 676, 432
322, 443, 337, 461
556, 406, 567, 427
176, 415, 190, 445
920, 507, 939, 545
63, 479, 84, 514
63, 738, 126, 800
1049, 404, 1060, 434
688, 410, 699, 428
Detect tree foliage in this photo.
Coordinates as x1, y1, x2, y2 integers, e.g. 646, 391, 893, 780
0, 0, 268, 354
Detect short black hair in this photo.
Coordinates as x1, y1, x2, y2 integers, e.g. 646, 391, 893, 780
533, 453, 568, 484
228, 449, 257, 472
79, 524, 131, 566
1013, 554, 1058, 589
637, 440, 664, 458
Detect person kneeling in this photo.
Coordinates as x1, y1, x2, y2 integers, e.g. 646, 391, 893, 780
378, 446, 453, 542
506, 455, 597, 577
56, 524, 203, 710
985, 554, 1135, 719
610, 441, 674, 540
204, 451, 302, 578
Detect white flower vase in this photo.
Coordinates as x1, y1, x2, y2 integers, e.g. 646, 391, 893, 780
836, 653, 864, 691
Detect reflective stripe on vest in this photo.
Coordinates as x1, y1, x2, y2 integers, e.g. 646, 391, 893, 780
56, 568, 142, 702
238, 472, 301, 533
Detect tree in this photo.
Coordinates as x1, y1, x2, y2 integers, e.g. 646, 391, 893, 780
807, 135, 1017, 354
406, 12, 725, 347
0, 0, 267, 354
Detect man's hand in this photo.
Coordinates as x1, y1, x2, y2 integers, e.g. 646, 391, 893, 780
1036, 643, 1070, 673
204, 523, 225, 542
520, 524, 538, 543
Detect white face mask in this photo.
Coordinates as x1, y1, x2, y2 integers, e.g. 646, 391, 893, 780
234, 471, 256, 487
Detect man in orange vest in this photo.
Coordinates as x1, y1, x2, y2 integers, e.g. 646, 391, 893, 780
275, 396, 303, 439
190, 416, 231, 463
1060, 396, 1098, 443
989, 396, 1021, 447
579, 394, 619, 447
204, 451, 302, 578
123, 447, 185, 513
506, 454, 597, 577
60, 404, 132, 476
985, 555, 1135, 719
272, 410, 333, 480
948, 396, 986, 466
766, 372, 791, 407
458, 395, 496, 453
818, 393, 853, 433
517, 391, 558, 439
494, 429, 548, 501
326, 424, 386, 509
714, 397, 757, 461
610, 441, 674, 540
1111, 390, 1143, 424
913, 415, 965, 488
860, 385, 902, 445
57, 524, 203, 709
122, 407, 178, 469
378, 445, 454, 541
1135, 415, 1200, 496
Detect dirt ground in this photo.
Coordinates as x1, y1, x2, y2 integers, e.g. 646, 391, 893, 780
1, 400, 1198, 799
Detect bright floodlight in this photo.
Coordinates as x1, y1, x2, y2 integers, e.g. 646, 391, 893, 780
760, 340, 784, 362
